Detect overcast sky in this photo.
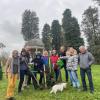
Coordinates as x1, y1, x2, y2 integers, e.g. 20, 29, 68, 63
0, 0, 94, 52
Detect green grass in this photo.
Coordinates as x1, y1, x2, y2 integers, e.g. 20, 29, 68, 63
0, 65, 100, 100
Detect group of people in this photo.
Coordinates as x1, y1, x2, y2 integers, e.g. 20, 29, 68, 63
5, 45, 95, 100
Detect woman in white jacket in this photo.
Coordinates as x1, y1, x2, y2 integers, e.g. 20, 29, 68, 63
60, 47, 80, 88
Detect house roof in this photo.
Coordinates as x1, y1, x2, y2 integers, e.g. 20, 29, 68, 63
24, 39, 44, 49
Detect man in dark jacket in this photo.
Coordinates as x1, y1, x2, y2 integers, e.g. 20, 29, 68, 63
18, 49, 38, 93
31, 53, 44, 84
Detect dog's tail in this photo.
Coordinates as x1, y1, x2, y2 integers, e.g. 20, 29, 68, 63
50, 90, 53, 94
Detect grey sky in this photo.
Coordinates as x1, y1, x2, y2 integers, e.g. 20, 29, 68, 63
0, 0, 93, 52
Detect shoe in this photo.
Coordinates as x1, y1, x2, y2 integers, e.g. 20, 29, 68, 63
6, 97, 16, 100
22, 87, 24, 90
66, 80, 68, 82
34, 85, 39, 89
18, 91, 22, 96
26, 85, 30, 88
6, 98, 10, 100
11, 97, 16, 100
70, 83, 72, 86
77, 88, 81, 92
76, 82, 80, 88
90, 90, 94, 94
72, 82, 76, 88
82, 88, 87, 91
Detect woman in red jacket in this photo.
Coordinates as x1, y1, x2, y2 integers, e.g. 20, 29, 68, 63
50, 50, 59, 81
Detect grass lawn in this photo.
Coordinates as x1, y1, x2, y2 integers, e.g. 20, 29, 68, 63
0, 65, 100, 100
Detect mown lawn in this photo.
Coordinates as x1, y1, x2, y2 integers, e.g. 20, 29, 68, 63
0, 65, 100, 100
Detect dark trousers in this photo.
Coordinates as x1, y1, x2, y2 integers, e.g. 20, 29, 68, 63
27, 75, 31, 85
18, 69, 38, 92
39, 72, 44, 84
27, 71, 44, 85
80, 68, 94, 91
64, 67, 68, 81
0, 67, 3, 80
54, 69, 59, 81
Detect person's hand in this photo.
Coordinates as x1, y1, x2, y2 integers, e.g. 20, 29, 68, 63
58, 58, 60, 60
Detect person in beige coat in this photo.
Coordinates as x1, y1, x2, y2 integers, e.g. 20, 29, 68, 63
5, 50, 20, 100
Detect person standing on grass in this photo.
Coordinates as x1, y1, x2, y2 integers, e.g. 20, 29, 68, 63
27, 50, 34, 86
59, 46, 68, 82
18, 48, 29, 93
42, 50, 49, 87
60, 47, 80, 89
50, 49, 59, 82
42, 50, 54, 88
79, 46, 95, 93
5, 50, 20, 100
0, 61, 3, 80
18, 48, 38, 93
31, 53, 44, 85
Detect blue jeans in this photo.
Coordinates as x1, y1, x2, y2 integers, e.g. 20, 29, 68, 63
80, 68, 94, 91
69, 70, 80, 88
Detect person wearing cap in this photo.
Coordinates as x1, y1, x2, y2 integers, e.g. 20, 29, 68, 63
79, 46, 95, 93
31, 52, 44, 85
5, 50, 20, 100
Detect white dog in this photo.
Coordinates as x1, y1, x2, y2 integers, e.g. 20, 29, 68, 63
50, 83, 67, 94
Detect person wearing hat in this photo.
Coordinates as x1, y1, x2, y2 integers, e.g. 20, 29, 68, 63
31, 52, 44, 85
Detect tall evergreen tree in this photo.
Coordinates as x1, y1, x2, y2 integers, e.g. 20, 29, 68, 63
81, 6, 100, 63
31, 11, 39, 39
82, 6, 99, 44
62, 9, 84, 50
93, 0, 100, 5
51, 20, 61, 51
60, 27, 66, 46
42, 23, 51, 50
0, 42, 5, 80
21, 10, 39, 41
0, 43, 5, 48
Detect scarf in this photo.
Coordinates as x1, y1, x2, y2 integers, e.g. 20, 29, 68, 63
11, 57, 20, 74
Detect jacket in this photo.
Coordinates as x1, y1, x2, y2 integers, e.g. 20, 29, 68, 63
79, 51, 94, 69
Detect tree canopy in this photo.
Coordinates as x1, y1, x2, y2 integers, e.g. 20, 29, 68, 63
62, 9, 84, 50
21, 10, 39, 41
